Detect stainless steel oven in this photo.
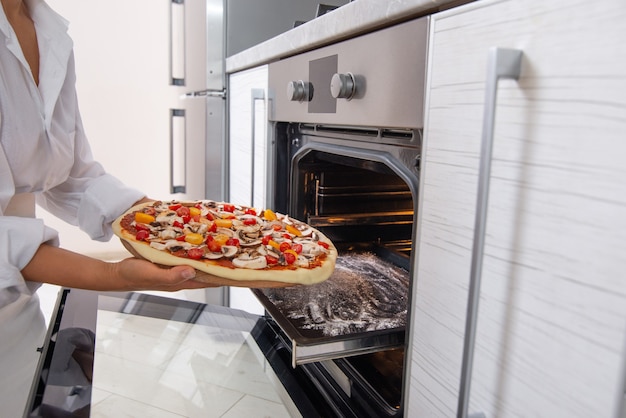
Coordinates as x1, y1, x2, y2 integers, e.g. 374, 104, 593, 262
250, 16, 430, 417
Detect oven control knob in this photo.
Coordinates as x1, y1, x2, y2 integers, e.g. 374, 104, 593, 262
287, 80, 311, 102
330, 72, 356, 100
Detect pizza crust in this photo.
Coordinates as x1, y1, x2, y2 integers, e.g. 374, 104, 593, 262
112, 201, 337, 286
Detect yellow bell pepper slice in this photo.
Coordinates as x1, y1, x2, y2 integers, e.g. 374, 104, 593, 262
185, 233, 204, 245
285, 224, 302, 237
268, 240, 281, 251
213, 233, 230, 245
263, 209, 277, 221
214, 218, 232, 228
135, 212, 155, 224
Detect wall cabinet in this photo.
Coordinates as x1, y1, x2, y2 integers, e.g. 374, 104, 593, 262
408, 0, 626, 416
227, 65, 269, 314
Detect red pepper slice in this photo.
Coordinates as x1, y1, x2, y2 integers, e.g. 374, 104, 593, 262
265, 255, 279, 265
169, 204, 182, 211
244, 208, 257, 216
318, 241, 329, 249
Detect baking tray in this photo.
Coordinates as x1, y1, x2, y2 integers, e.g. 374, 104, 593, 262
252, 244, 410, 366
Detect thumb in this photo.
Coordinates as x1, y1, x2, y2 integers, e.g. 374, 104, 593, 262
170, 265, 197, 281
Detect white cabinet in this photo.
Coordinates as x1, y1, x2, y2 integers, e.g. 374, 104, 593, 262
228, 65, 269, 210
408, 0, 626, 417
227, 65, 269, 314
39, 0, 208, 257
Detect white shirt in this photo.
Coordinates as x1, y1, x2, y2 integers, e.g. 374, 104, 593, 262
0, 0, 144, 295
0, 2, 143, 414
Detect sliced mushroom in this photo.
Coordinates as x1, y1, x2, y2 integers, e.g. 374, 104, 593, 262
238, 229, 262, 247
221, 245, 238, 258
232, 254, 267, 269
156, 210, 176, 225
216, 227, 235, 237
203, 251, 224, 260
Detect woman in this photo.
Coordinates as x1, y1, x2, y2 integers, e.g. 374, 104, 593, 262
0, 0, 218, 415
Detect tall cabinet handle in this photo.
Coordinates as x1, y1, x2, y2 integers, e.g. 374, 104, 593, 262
170, 109, 186, 193
457, 47, 523, 418
170, 0, 186, 86
250, 88, 265, 207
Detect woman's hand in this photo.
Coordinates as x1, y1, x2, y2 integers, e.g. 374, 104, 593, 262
111, 257, 221, 291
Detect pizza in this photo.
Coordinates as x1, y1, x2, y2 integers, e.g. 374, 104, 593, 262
112, 200, 337, 287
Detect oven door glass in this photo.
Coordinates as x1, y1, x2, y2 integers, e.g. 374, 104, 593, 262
26, 289, 301, 417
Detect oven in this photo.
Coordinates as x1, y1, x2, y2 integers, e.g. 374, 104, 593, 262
249, 16, 430, 417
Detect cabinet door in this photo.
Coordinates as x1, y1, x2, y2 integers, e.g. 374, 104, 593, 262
409, 1, 626, 417
227, 65, 269, 315
228, 65, 269, 209
41, 0, 207, 256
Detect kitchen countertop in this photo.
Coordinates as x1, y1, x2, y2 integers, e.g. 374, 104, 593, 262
225, 0, 471, 73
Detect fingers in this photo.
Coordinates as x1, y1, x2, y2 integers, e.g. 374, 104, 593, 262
117, 258, 220, 291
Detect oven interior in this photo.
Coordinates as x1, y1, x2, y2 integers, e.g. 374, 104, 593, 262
251, 122, 420, 417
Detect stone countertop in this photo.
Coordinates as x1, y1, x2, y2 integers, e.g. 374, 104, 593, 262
225, 0, 471, 73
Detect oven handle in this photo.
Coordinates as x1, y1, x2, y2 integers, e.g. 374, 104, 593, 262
457, 47, 523, 418
250, 88, 265, 207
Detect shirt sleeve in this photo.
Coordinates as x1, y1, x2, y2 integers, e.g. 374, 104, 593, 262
35, 64, 145, 242
0, 146, 59, 298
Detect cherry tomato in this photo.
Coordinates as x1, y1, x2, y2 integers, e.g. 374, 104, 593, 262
173, 221, 184, 229
223, 203, 235, 212
292, 243, 303, 254
265, 255, 279, 265
187, 248, 204, 260
279, 242, 291, 253
182, 215, 191, 224
176, 235, 186, 241
209, 222, 217, 233
283, 252, 296, 265
206, 212, 215, 221
245, 208, 257, 216
176, 206, 190, 217
262, 235, 272, 245
169, 204, 182, 211
272, 224, 282, 231
206, 236, 222, 252
243, 218, 257, 226
135, 222, 150, 232
135, 230, 149, 241
225, 238, 240, 247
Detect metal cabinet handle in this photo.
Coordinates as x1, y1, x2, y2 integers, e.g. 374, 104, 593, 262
250, 88, 265, 207
170, 109, 186, 194
457, 47, 523, 418
170, 0, 185, 86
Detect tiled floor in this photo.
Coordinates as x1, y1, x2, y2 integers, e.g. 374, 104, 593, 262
92, 310, 292, 418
